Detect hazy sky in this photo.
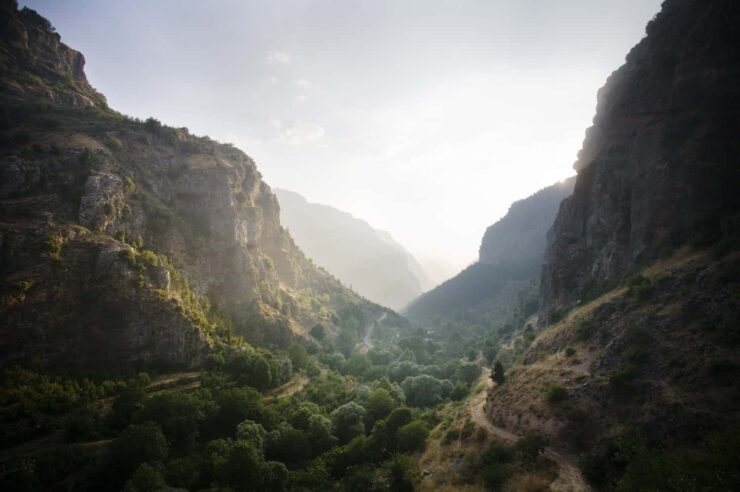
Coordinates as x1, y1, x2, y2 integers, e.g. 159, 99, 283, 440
24, 0, 662, 272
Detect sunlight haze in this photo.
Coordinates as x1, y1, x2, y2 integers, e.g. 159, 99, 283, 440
23, 0, 663, 272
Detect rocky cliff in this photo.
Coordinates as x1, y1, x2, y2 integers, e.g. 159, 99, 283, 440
0, 1, 393, 373
275, 188, 427, 310
404, 178, 574, 328
541, 0, 740, 317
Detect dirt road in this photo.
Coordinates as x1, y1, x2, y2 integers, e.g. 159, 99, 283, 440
469, 373, 590, 492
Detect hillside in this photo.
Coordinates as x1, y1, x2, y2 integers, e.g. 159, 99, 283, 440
0, 1, 398, 373
404, 178, 574, 329
275, 188, 428, 310
486, 0, 740, 489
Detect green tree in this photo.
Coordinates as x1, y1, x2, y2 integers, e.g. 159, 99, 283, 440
134, 391, 214, 454
456, 362, 482, 386
365, 388, 397, 430
237, 419, 267, 451
288, 344, 310, 372
266, 423, 312, 466
213, 387, 265, 437
396, 421, 429, 452
331, 401, 366, 444
110, 422, 168, 478
307, 413, 337, 453
122, 463, 165, 492
401, 375, 443, 407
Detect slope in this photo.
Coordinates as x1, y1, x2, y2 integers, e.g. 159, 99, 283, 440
0, 0, 399, 373
404, 178, 574, 329
275, 188, 427, 310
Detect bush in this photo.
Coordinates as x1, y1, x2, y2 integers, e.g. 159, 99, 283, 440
489, 364, 505, 389
396, 421, 429, 452
545, 384, 567, 403
450, 383, 469, 401
456, 362, 482, 386
515, 433, 548, 464
288, 344, 309, 372
565, 347, 576, 357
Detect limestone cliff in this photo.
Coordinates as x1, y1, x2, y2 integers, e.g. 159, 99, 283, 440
541, 0, 740, 317
0, 1, 393, 372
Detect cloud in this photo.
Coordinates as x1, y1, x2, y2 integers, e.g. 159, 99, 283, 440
281, 122, 325, 145
295, 94, 307, 103
295, 78, 310, 88
266, 50, 292, 65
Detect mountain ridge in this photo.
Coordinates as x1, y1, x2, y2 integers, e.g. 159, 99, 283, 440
274, 188, 428, 310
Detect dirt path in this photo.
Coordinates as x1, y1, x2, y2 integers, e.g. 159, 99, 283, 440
262, 373, 310, 404
469, 373, 590, 492
358, 311, 387, 352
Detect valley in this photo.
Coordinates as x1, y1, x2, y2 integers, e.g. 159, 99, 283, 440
1, 0, 739, 491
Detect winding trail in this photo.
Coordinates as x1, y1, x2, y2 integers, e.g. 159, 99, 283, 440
359, 311, 387, 351
469, 372, 590, 492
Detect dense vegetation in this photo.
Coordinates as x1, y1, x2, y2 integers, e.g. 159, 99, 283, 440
0, 316, 497, 491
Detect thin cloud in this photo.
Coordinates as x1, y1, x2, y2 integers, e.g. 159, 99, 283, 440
266, 50, 292, 65
282, 122, 325, 145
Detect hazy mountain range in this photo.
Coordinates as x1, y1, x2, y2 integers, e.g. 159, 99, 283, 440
275, 189, 432, 310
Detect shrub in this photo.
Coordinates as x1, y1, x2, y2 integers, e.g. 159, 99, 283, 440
288, 344, 309, 372
565, 347, 576, 357
492, 362, 506, 385
515, 433, 548, 464
545, 384, 567, 403
456, 362, 482, 386
460, 420, 476, 441
396, 420, 429, 452
450, 383, 469, 401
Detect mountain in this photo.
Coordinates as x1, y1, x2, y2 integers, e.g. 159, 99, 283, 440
274, 188, 428, 310
487, 1, 740, 489
0, 1, 399, 373
404, 178, 575, 328
540, 0, 740, 318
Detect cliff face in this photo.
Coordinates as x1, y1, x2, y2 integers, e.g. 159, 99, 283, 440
0, 2, 389, 372
0, 1, 106, 108
541, 0, 740, 316
479, 179, 575, 267
404, 179, 574, 327
275, 189, 427, 310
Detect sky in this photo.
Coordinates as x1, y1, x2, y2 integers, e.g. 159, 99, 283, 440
24, 0, 663, 276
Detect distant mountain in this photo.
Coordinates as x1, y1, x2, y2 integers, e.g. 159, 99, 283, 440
275, 189, 428, 310
404, 178, 575, 328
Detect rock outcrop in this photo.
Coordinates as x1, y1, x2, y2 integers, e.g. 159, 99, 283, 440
541, 0, 740, 316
